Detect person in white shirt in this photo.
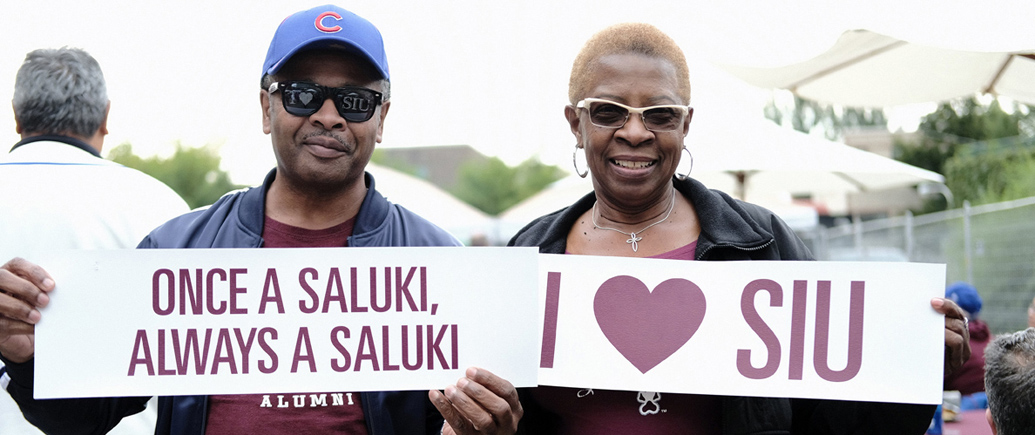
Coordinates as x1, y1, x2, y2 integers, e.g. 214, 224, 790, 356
0, 46, 189, 435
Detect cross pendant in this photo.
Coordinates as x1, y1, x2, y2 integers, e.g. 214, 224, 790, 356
626, 233, 643, 252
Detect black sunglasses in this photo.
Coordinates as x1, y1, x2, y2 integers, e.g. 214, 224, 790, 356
268, 81, 383, 123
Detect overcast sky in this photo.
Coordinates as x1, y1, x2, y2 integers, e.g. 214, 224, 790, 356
3, 1, 1034, 186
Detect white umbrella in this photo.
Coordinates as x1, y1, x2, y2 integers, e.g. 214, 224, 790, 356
719, 29, 1035, 107
687, 118, 945, 215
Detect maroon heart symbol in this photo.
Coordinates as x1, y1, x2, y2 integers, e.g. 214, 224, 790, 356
594, 275, 706, 373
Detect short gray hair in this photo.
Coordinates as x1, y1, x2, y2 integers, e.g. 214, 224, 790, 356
985, 327, 1035, 435
12, 47, 108, 138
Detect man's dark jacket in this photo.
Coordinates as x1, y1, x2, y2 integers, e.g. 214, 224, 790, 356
4, 170, 458, 435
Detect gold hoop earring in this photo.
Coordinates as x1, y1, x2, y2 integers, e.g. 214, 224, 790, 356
676, 146, 693, 180
572, 145, 588, 178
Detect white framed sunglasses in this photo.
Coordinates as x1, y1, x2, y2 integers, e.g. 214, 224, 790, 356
576, 98, 691, 132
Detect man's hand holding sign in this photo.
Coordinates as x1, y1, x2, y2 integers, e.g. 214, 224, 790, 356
0, 257, 54, 365
935, 297, 972, 376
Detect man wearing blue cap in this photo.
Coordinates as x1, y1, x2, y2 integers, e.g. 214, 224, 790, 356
944, 282, 990, 398
0, 5, 520, 434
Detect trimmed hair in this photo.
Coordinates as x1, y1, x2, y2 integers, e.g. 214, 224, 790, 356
13, 47, 107, 138
985, 327, 1035, 435
568, 23, 691, 105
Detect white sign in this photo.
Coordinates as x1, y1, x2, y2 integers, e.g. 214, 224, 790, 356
537, 255, 946, 405
33, 247, 540, 399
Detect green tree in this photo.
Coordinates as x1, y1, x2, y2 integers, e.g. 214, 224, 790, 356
451, 157, 565, 216
107, 142, 243, 209
895, 96, 1035, 207
897, 97, 1028, 174
943, 144, 1035, 206
920, 98, 1029, 141
1000, 155, 1035, 200
764, 94, 887, 140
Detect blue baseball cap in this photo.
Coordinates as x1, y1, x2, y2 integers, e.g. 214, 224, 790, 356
946, 281, 982, 315
262, 5, 389, 81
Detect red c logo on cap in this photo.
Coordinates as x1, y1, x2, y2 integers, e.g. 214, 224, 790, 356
315, 11, 342, 33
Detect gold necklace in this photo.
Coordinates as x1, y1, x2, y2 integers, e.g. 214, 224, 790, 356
592, 190, 676, 252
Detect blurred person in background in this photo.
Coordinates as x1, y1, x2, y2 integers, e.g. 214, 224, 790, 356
983, 327, 1035, 435
944, 282, 991, 410
0, 47, 188, 435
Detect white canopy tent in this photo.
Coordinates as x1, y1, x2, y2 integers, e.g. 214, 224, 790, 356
687, 117, 945, 215
720, 29, 1035, 107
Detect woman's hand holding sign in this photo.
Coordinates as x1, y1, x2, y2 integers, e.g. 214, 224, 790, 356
932, 297, 971, 377
0, 257, 54, 363
430, 367, 522, 435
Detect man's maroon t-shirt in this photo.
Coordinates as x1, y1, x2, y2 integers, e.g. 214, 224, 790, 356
204, 216, 368, 434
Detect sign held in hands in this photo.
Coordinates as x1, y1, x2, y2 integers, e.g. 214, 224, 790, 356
537, 255, 945, 405
33, 247, 540, 398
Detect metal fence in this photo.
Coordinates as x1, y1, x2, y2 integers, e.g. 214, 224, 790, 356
797, 196, 1035, 334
